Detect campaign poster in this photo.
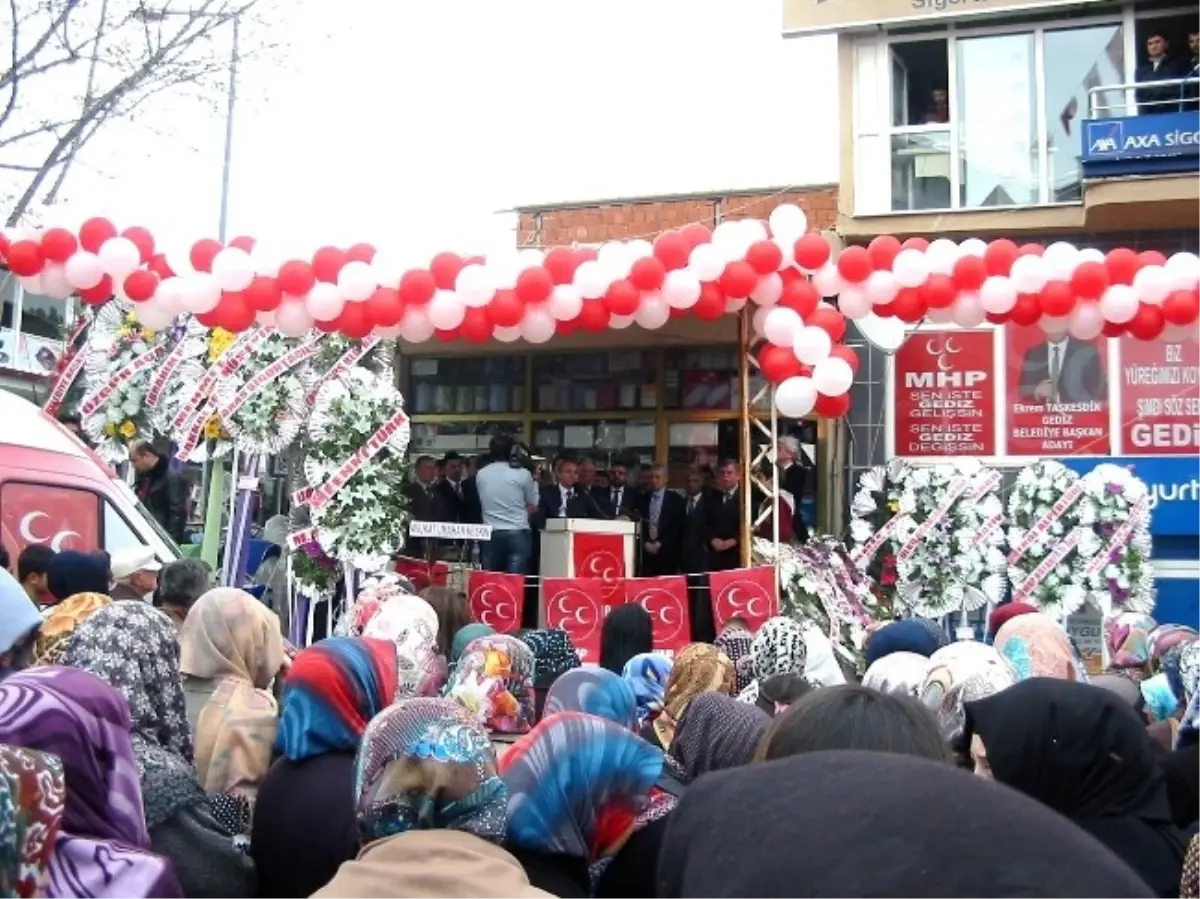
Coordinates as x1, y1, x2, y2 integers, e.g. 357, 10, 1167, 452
893, 331, 995, 457
1120, 336, 1200, 455
1006, 324, 1109, 455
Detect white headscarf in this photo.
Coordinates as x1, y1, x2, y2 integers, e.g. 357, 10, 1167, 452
801, 624, 848, 687
863, 651, 930, 697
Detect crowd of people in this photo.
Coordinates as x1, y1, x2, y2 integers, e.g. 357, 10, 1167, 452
0, 540, 1195, 897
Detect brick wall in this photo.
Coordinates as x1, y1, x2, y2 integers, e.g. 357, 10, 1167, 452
517, 187, 839, 247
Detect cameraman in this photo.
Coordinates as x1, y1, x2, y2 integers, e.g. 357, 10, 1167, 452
475, 434, 539, 576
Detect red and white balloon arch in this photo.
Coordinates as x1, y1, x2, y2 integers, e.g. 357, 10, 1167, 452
1, 205, 1196, 421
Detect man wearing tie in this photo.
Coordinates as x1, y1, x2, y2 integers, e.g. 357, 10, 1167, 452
704, 459, 743, 573
1017, 322, 1105, 405
404, 455, 451, 559
537, 457, 593, 522
438, 451, 481, 524
594, 459, 637, 519
639, 463, 685, 576
681, 467, 716, 642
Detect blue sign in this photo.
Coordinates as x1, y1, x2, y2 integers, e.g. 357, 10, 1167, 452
1060, 455, 1200, 538
1080, 111, 1199, 177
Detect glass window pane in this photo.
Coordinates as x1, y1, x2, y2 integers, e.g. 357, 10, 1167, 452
891, 40, 949, 127
530, 419, 656, 468
410, 421, 524, 457
408, 356, 525, 415
17, 291, 68, 374
890, 132, 952, 211
1044, 25, 1125, 202
957, 33, 1040, 208
103, 500, 148, 558
663, 347, 738, 410
531, 351, 657, 414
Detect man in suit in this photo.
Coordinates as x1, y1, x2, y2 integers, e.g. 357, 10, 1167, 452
594, 459, 638, 519
705, 459, 744, 572
681, 467, 716, 642
777, 436, 811, 545
404, 455, 451, 559
537, 456, 594, 522
1017, 323, 1106, 406
1136, 31, 1185, 113
639, 463, 686, 577
438, 451, 481, 524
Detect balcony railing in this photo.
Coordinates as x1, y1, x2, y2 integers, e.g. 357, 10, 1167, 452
1081, 76, 1199, 178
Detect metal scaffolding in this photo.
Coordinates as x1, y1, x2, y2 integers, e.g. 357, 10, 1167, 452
737, 306, 780, 568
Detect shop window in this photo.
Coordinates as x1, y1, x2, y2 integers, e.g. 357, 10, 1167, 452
531, 351, 657, 414
531, 419, 656, 469
410, 421, 525, 458
407, 356, 525, 415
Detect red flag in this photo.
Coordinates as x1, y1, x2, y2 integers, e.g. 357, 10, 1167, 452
572, 532, 627, 608
543, 577, 606, 662
709, 566, 778, 634
466, 570, 523, 634
624, 575, 690, 658
393, 555, 449, 591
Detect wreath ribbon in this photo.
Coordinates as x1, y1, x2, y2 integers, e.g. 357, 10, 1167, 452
306, 337, 380, 405
1006, 480, 1085, 565
1013, 528, 1082, 603
1083, 496, 1150, 579
307, 409, 410, 512
79, 344, 168, 417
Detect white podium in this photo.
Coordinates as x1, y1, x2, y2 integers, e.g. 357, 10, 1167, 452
539, 518, 638, 626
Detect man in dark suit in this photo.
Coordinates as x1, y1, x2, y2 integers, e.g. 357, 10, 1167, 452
681, 467, 716, 642
704, 459, 744, 572
438, 451, 481, 524
537, 456, 595, 522
593, 459, 638, 519
404, 455, 451, 559
1017, 324, 1106, 405
776, 436, 811, 545
1136, 31, 1186, 114
639, 463, 686, 576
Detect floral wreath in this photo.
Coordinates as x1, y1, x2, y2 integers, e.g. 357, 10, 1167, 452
304, 333, 393, 399
215, 329, 312, 455
893, 459, 1007, 619
44, 306, 95, 421
304, 368, 411, 571
1077, 463, 1154, 616
80, 301, 167, 462
291, 538, 339, 598
146, 316, 209, 448
1005, 460, 1101, 619
847, 458, 912, 618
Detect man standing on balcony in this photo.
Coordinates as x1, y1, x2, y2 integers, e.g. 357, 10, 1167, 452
1183, 30, 1199, 112
1136, 31, 1185, 114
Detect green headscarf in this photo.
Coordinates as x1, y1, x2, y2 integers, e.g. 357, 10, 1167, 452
451, 623, 495, 663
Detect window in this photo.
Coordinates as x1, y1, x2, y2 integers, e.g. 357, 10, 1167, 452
18, 291, 69, 375
103, 499, 149, 558
888, 40, 953, 212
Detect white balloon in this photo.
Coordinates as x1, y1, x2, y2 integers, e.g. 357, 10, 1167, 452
773, 236, 796, 271
596, 242, 631, 282
793, 326, 833, 365
865, 270, 899, 306
958, 238, 987, 258
487, 249, 523, 291
662, 269, 701, 309
455, 264, 495, 308
926, 305, 956, 324
774, 376, 817, 418
1068, 302, 1105, 340
427, 289, 466, 330
163, 246, 195, 279
17, 274, 44, 295
838, 286, 872, 319
739, 219, 769, 245
336, 260, 377, 303
211, 247, 255, 292
133, 300, 176, 331
1010, 254, 1049, 294
574, 260, 610, 300
40, 264, 73, 300
1099, 284, 1139, 324
926, 238, 961, 275
493, 325, 523, 343
979, 276, 1018, 314
1133, 265, 1172, 305
157, 277, 185, 315
516, 248, 546, 272
307, 282, 344, 321
626, 239, 654, 261
725, 297, 748, 313
634, 292, 671, 330
1076, 248, 1105, 264
548, 283, 583, 321
370, 251, 408, 287
952, 292, 986, 328
64, 252, 105, 290
768, 204, 808, 242
750, 273, 783, 306
811, 356, 854, 396
373, 324, 404, 339
1165, 252, 1200, 279
97, 237, 142, 280
180, 274, 220, 314
250, 245, 282, 278
520, 307, 556, 344
892, 249, 930, 288
763, 307, 803, 347
398, 306, 434, 343
751, 304, 771, 338
687, 243, 725, 282
812, 263, 842, 298
255, 308, 278, 328
711, 221, 750, 263
609, 313, 636, 329
1043, 241, 1079, 280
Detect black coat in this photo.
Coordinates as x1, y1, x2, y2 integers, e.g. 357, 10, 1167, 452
681, 491, 712, 574
640, 489, 686, 576
437, 477, 481, 524
1136, 56, 1186, 112
1017, 338, 1105, 405
780, 463, 810, 544
134, 455, 188, 543
536, 483, 595, 524
592, 483, 638, 519
704, 488, 743, 571
404, 480, 451, 557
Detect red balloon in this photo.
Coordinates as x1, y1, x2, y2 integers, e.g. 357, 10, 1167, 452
148, 253, 174, 278
1138, 250, 1167, 267
79, 275, 113, 305
544, 248, 578, 285
1010, 294, 1041, 326
78, 217, 117, 253
629, 256, 666, 292
829, 344, 860, 374
779, 266, 802, 285
1163, 290, 1200, 325
653, 232, 690, 270
336, 302, 372, 339
195, 310, 223, 328
366, 287, 405, 327
984, 239, 1019, 277
985, 312, 1008, 326
123, 270, 159, 303
312, 246, 347, 284
463, 255, 485, 266
515, 266, 552, 304
758, 344, 804, 384
40, 228, 78, 263
1105, 248, 1141, 285
556, 319, 578, 336
5, 241, 43, 276
901, 237, 930, 251
746, 240, 783, 275
1039, 281, 1076, 317
808, 305, 846, 341
793, 233, 831, 271
429, 252, 464, 291
867, 235, 902, 270
951, 255, 987, 291
814, 392, 851, 419
190, 239, 222, 273
680, 223, 712, 250
577, 299, 610, 332
244, 276, 282, 312
836, 246, 873, 284
0, 233, 9, 262
486, 289, 524, 328
604, 280, 640, 316
1127, 303, 1165, 340
1070, 261, 1109, 300
399, 269, 436, 305
1017, 243, 1044, 257
719, 261, 758, 298
345, 243, 376, 264
120, 226, 155, 262
217, 292, 255, 332
779, 279, 819, 318
460, 307, 492, 343
574, 246, 598, 265
892, 288, 926, 323
920, 274, 957, 309
229, 235, 256, 253
694, 283, 726, 321
277, 261, 315, 296
1102, 320, 1128, 338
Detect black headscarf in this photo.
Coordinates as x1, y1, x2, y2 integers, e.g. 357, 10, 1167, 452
598, 604, 653, 675
668, 692, 770, 783
46, 550, 110, 601
656, 751, 1154, 897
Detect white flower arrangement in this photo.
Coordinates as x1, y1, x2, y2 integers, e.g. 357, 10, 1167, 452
1005, 460, 1100, 619
215, 329, 312, 456
146, 317, 213, 459
847, 458, 912, 618
1077, 463, 1154, 615
893, 459, 1007, 619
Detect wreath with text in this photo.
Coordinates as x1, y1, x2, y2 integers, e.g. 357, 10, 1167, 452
1078, 463, 1154, 616
847, 458, 912, 618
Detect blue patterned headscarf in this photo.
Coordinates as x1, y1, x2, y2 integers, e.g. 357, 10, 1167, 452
1140, 673, 1179, 723
519, 629, 581, 688
865, 620, 942, 668
354, 698, 506, 845
544, 668, 638, 730
621, 653, 672, 724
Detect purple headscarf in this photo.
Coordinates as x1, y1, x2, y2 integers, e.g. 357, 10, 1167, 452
0, 666, 182, 898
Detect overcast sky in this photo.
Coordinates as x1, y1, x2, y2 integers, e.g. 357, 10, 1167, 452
20, 0, 838, 258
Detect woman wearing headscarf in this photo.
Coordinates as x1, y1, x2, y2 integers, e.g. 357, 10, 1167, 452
800, 623, 850, 687
669, 692, 770, 783
520, 628, 582, 719
360, 594, 449, 698
314, 698, 549, 899
45, 551, 110, 605
30, 593, 110, 667
863, 650, 931, 697
655, 752, 1155, 897
500, 711, 663, 897
864, 619, 942, 669
451, 623, 494, 664
1150, 624, 1198, 674
713, 622, 754, 694
599, 604, 654, 675
0, 667, 182, 898
0, 743, 64, 899
179, 588, 286, 809
419, 586, 473, 659
621, 652, 671, 728
965, 678, 1188, 897
918, 640, 1018, 754
544, 668, 638, 731
650, 643, 734, 750
0, 570, 41, 681
1183, 835, 1199, 899
59, 601, 254, 898
993, 611, 1087, 682
252, 636, 400, 899
985, 600, 1037, 641
735, 617, 808, 706
1103, 612, 1157, 682
445, 634, 536, 758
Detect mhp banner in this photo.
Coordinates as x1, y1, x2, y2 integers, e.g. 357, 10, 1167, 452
1081, 110, 1199, 177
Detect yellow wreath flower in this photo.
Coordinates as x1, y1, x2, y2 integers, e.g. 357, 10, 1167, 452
118, 420, 138, 439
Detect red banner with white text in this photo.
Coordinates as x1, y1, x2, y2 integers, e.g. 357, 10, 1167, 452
543, 577, 606, 662
624, 575, 691, 657
1120, 336, 1200, 455
466, 571, 523, 634
708, 566, 779, 634
893, 331, 996, 456
572, 532, 626, 607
